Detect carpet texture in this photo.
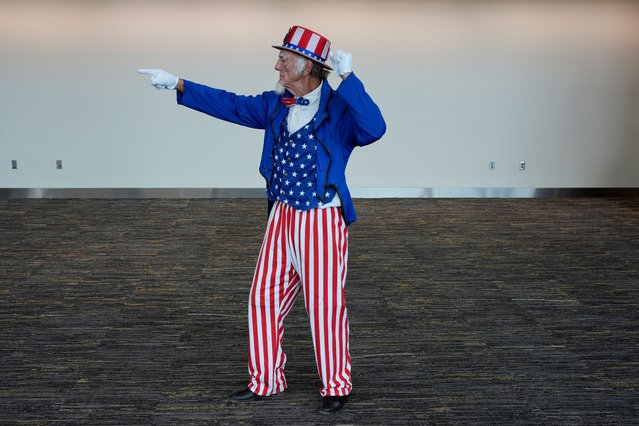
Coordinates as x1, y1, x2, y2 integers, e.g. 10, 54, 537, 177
1, 198, 638, 424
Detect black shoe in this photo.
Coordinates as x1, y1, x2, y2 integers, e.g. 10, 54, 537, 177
318, 395, 349, 414
229, 388, 262, 402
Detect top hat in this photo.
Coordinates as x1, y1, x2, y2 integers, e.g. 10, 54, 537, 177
273, 25, 333, 70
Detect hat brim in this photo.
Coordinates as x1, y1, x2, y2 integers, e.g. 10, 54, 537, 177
272, 45, 333, 71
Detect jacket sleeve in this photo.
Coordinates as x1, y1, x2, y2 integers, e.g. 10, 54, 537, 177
176, 80, 270, 130
335, 72, 387, 146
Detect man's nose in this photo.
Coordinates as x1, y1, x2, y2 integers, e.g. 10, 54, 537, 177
275, 58, 282, 71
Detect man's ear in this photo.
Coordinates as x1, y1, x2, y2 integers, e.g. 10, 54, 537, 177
304, 59, 313, 76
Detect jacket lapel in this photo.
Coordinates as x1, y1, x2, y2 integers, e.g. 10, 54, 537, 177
269, 94, 288, 142
314, 81, 333, 129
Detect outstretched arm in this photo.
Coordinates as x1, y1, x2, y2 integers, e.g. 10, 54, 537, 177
137, 68, 270, 129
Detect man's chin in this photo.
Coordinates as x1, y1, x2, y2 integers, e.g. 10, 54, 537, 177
274, 82, 286, 95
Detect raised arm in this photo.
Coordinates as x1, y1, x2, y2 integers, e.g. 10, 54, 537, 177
329, 51, 386, 145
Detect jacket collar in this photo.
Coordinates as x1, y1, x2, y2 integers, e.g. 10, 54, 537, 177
314, 79, 333, 128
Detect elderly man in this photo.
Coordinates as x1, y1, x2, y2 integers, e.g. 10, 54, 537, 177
138, 25, 385, 414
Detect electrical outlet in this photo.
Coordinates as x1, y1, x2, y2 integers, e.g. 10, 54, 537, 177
519, 161, 526, 171
11, 160, 17, 169
489, 161, 496, 171
56, 160, 63, 170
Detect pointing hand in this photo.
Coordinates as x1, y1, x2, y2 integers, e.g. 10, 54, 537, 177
137, 68, 179, 90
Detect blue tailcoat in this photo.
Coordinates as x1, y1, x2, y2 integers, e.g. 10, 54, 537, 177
176, 73, 386, 225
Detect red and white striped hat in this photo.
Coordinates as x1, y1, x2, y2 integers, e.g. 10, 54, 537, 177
273, 25, 332, 70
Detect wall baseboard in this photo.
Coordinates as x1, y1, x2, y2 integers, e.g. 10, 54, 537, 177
1, 188, 638, 199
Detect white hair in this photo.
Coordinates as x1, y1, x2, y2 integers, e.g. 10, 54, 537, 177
295, 56, 308, 75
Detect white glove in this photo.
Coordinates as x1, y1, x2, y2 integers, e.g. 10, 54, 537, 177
329, 50, 352, 76
137, 68, 179, 90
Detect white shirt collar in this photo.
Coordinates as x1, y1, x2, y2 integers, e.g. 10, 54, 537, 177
297, 81, 322, 108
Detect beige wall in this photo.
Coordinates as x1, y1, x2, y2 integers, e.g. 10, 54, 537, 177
1, 0, 638, 189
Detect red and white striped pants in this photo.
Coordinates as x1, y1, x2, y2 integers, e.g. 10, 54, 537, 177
247, 201, 352, 397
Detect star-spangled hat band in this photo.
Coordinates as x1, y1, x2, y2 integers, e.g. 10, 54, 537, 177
273, 25, 333, 70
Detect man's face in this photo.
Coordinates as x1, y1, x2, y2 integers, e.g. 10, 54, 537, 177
275, 50, 305, 91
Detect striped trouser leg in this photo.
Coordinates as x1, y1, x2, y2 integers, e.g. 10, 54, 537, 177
247, 202, 352, 397
295, 204, 352, 397
248, 203, 301, 396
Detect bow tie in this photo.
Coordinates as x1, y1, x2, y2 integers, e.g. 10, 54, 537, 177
281, 97, 310, 107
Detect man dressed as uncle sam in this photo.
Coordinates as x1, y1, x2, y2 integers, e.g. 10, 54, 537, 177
138, 25, 386, 414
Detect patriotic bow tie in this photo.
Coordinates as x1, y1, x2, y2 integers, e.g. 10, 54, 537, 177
281, 97, 310, 107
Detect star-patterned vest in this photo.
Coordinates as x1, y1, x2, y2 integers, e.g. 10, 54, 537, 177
268, 116, 336, 210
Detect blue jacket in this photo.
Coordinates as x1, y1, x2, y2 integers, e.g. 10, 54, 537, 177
176, 73, 386, 225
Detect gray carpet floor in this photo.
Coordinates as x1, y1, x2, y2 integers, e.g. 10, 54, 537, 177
1, 198, 638, 425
